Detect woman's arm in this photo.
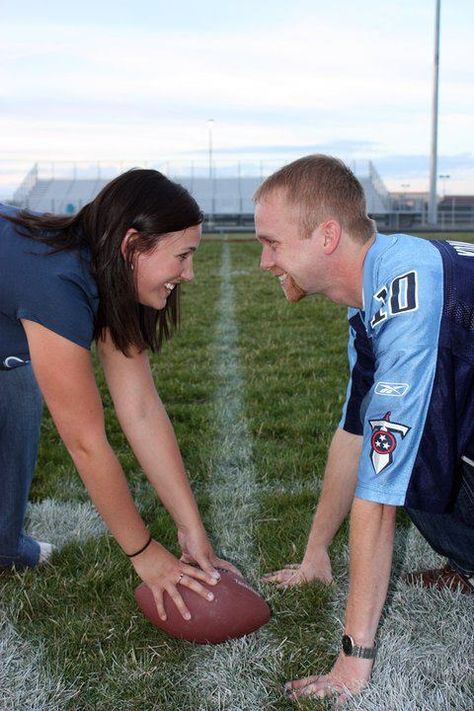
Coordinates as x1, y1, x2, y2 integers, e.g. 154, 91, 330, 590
22, 320, 221, 619
97, 330, 207, 541
98, 330, 240, 577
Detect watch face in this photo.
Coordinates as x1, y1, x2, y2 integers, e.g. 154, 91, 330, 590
342, 635, 353, 655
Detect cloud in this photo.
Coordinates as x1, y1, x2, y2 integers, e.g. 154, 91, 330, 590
0, 3, 473, 192
374, 152, 474, 177
190, 139, 381, 157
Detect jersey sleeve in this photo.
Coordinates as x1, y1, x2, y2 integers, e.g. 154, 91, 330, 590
355, 262, 444, 506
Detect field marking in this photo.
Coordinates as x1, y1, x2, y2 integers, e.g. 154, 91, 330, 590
184, 242, 282, 710
192, 477, 322, 500
26, 498, 106, 548
0, 611, 78, 711
333, 527, 474, 710
0, 500, 104, 710
207, 242, 264, 572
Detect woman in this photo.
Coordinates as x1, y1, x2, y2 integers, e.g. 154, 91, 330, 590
0, 168, 236, 622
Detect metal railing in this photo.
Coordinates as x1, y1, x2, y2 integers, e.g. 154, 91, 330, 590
2, 159, 473, 229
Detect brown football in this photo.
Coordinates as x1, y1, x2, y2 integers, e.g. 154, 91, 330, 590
134, 568, 271, 644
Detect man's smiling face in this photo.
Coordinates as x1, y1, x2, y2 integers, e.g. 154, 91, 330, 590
255, 190, 326, 303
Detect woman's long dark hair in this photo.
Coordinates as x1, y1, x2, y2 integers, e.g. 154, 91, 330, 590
4, 169, 203, 354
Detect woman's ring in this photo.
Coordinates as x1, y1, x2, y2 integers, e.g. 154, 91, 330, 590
177, 572, 185, 584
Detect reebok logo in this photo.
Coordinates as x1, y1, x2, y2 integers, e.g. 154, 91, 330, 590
374, 382, 410, 397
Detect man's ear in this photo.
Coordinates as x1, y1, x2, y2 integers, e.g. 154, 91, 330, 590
320, 220, 342, 255
120, 228, 139, 261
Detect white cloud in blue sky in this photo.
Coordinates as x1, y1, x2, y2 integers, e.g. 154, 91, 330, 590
1, 0, 473, 195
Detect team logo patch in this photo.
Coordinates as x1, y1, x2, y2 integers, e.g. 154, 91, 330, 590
369, 411, 410, 474
374, 382, 410, 397
2, 356, 29, 369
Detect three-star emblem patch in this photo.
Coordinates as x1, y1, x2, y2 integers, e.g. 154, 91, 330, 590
369, 411, 410, 474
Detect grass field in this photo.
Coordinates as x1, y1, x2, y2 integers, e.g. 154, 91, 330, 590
1, 234, 473, 710
202, 230, 474, 244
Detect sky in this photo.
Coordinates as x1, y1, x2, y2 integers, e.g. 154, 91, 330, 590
1, 0, 473, 197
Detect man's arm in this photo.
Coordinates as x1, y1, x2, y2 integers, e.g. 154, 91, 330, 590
346, 498, 396, 643
285, 497, 397, 702
263, 427, 361, 585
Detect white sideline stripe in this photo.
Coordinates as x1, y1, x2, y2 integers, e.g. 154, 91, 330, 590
0, 613, 77, 711
337, 527, 474, 710
184, 242, 280, 709
0, 501, 104, 708
26, 498, 106, 547
192, 476, 321, 498
207, 243, 260, 572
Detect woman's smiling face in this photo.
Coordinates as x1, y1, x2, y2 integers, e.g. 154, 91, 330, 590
127, 225, 201, 309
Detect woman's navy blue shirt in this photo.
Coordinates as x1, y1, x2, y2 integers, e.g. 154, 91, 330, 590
0, 205, 99, 366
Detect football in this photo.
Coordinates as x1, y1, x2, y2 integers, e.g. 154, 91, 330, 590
134, 568, 271, 644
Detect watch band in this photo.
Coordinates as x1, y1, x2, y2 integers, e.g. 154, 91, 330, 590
342, 634, 376, 659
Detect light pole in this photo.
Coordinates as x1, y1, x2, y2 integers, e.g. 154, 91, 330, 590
438, 173, 450, 228
428, 0, 441, 225
207, 119, 215, 227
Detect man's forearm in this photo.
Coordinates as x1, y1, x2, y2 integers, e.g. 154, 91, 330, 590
303, 428, 362, 560
345, 497, 397, 644
282, 496, 398, 701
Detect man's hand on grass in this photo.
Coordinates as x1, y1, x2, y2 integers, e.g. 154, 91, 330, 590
261, 548, 333, 587
284, 652, 373, 705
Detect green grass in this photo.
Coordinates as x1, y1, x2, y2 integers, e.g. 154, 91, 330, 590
230, 242, 348, 710
1, 232, 472, 710
1, 242, 225, 710
202, 231, 474, 243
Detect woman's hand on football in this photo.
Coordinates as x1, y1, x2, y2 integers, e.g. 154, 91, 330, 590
178, 526, 242, 578
130, 538, 219, 621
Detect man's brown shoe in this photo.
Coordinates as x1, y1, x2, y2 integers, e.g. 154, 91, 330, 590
401, 564, 474, 594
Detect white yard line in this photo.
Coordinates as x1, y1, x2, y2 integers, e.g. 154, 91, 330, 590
336, 527, 474, 710
0, 613, 78, 711
184, 242, 282, 710
0, 500, 104, 710
26, 498, 106, 548
206, 243, 261, 573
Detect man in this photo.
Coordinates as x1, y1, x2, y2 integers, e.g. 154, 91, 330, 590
254, 155, 474, 702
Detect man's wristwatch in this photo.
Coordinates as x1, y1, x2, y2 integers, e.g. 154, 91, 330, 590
342, 634, 376, 659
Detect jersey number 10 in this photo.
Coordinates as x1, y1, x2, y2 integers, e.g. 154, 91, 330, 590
371, 271, 418, 328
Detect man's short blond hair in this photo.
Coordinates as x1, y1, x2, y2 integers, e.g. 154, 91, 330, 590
254, 154, 376, 244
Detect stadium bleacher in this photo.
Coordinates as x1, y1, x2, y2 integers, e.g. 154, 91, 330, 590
13, 162, 390, 219
10, 161, 473, 230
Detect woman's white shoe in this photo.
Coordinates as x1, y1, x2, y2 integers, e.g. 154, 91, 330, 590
38, 541, 55, 564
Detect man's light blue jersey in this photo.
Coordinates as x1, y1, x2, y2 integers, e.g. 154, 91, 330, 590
339, 233, 474, 512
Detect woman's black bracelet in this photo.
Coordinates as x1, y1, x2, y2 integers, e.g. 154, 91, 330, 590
127, 534, 153, 558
